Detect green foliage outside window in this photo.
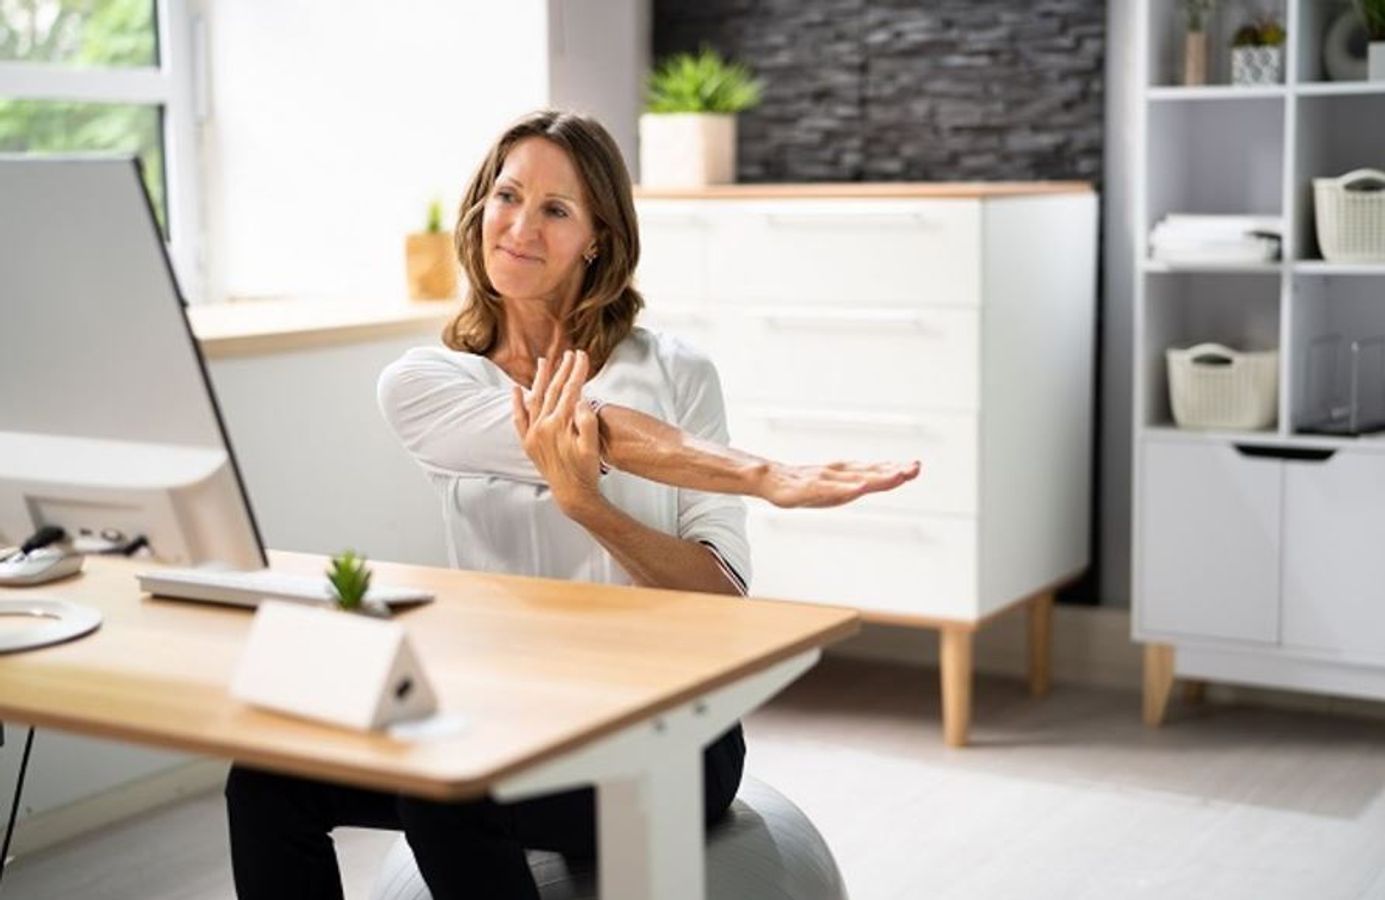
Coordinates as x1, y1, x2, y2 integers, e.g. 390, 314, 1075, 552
0, 0, 167, 231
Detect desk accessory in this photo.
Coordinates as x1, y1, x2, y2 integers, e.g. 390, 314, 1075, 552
0, 526, 85, 587
0, 598, 102, 653
230, 552, 437, 730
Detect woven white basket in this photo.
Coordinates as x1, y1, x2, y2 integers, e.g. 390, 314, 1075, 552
1314, 169, 1385, 263
1167, 343, 1278, 430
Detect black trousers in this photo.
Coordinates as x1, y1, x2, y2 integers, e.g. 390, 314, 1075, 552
224, 724, 745, 900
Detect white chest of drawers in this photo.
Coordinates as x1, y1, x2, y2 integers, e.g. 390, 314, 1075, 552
636, 187, 1097, 618
634, 185, 1098, 744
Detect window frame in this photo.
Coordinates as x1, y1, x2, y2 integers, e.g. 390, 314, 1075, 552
0, 0, 204, 301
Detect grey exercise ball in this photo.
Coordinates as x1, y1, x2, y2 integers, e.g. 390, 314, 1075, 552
370, 776, 848, 900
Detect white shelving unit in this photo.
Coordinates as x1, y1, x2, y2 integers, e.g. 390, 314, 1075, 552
1133, 0, 1385, 722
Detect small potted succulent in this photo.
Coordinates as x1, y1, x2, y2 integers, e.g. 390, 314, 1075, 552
231, 550, 437, 731
640, 46, 763, 187
1359, 0, 1385, 80
1230, 17, 1287, 85
326, 550, 389, 618
404, 198, 457, 301
1181, 0, 1217, 85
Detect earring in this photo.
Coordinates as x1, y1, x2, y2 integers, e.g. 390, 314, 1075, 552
583, 248, 598, 265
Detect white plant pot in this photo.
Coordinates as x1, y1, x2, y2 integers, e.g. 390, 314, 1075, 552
638, 113, 736, 187
231, 601, 437, 731
1371, 42, 1385, 81
1231, 46, 1284, 85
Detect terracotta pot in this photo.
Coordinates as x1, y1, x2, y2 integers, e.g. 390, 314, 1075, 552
405, 232, 457, 300
639, 112, 737, 187
1184, 31, 1208, 86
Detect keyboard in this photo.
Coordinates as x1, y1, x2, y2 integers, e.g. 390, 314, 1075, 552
136, 568, 434, 610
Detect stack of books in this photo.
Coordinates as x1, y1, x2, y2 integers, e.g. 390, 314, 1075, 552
1149, 214, 1282, 264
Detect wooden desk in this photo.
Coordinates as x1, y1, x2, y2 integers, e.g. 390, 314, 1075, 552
0, 552, 858, 899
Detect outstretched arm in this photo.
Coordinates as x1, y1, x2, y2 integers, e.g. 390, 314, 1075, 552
596, 403, 919, 508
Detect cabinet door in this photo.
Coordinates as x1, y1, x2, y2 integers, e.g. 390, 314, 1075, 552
1138, 441, 1281, 644
1282, 450, 1385, 661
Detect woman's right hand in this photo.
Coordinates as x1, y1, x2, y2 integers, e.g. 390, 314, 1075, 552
756, 460, 921, 508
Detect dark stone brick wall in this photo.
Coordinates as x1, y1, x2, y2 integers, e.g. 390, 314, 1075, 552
652, 0, 1105, 186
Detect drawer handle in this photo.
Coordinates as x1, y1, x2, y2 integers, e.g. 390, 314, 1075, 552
763, 213, 939, 231
1233, 445, 1336, 462
640, 215, 707, 229
763, 513, 938, 543
762, 412, 938, 438
645, 309, 709, 326
760, 311, 943, 335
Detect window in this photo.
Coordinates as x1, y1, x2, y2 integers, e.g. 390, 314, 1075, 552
0, 0, 202, 299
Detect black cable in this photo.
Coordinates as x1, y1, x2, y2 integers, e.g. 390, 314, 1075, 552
19, 527, 66, 556
0, 726, 35, 892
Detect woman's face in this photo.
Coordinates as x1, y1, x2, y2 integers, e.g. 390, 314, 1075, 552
481, 137, 597, 306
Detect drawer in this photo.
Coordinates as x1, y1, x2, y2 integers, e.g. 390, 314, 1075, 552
637, 306, 718, 361
746, 509, 978, 620
727, 406, 978, 515
717, 307, 979, 411
707, 200, 980, 307
634, 202, 711, 304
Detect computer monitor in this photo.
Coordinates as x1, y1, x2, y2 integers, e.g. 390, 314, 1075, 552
0, 155, 265, 569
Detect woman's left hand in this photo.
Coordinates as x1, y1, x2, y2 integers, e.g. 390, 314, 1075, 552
512, 349, 604, 514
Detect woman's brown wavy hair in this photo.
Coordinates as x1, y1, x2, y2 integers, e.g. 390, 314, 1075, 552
443, 110, 644, 365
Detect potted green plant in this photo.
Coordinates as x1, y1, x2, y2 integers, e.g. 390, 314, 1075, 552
1181, 0, 1217, 85
405, 198, 457, 301
1230, 17, 1286, 85
640, 46, 763, 187
326, 550, 389, 618
1358, 0, 1385, 79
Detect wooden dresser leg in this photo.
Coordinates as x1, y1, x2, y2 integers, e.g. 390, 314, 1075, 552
940, 627, 973, 747
1028, 592, 1054, 698
1143, 643, 1175, 727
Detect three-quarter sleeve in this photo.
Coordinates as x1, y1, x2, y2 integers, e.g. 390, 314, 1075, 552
377, 349, 544, 485
668, 340, 752, 593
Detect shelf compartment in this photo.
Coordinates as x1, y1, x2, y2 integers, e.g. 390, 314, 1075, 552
1140, 271, 1282, 429
1145, 101, 1284, 236
1288, 273, 1385, 435
1295, 0, 1372, 85
1292, 93, 1385, 261
1146, 0, 1289, 88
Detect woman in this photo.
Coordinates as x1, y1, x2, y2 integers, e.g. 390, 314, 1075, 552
225, 110, 917, 899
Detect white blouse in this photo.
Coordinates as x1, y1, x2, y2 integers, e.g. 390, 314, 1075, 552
377, 327, 751, 592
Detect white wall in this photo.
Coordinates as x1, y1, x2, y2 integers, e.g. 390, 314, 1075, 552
1100, 2, 1138, 608
197, 0, 552, 303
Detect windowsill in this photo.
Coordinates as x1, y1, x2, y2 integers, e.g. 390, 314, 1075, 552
187, 296, 454, 359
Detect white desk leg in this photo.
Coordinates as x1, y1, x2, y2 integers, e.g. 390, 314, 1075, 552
597, 750, 703, 900
494, 649, 820, 900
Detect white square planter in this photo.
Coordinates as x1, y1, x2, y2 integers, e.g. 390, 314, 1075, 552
231, 601, 438, 731
1231, 46, 1283, 85
1371, 42, 1385, 81
639, 113, 736, 187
